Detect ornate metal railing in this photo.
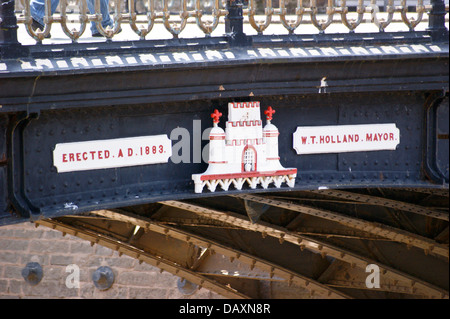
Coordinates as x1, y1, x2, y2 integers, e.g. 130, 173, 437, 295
2, 0, 449, 44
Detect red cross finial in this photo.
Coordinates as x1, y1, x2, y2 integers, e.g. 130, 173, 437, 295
211, 109, 222, 124
264, 106, 276, 121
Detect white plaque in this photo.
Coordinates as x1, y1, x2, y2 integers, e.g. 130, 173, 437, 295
53, 135, 172, 173
293, 123, 400, 155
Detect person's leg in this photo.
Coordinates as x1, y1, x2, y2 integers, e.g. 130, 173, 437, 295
100, 0, 113, 30
30, 0, 60, 27
87, 0, 113, 35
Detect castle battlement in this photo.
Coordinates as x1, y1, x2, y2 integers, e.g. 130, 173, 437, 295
192, 102, 297, 193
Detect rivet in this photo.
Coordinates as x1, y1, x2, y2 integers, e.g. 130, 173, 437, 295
270, 267, 275, 278
21, 262, 43, 286
177, 278, 198, 296
92, 266, 115, 291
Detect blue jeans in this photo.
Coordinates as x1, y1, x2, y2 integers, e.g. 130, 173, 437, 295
30, 0, 113, 35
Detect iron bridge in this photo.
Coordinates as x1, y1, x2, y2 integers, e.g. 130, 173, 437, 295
0, 0, 449, 299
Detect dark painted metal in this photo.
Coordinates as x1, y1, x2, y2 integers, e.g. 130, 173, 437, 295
6, 112, 41, 221
428, 0, 450, 42
225, 0, 252, 46
0, 0, 28, 58
177, 278, 198, 295
1, 40, 447, 113
424, 93, 449, 184
92, 266, 115, 290
0, 116, 8, 223
21, 262, 43, 286
0, 1, 448, 225
0, 90, 447, 225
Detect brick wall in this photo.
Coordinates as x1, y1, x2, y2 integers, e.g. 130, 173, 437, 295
0, 222, 222, 299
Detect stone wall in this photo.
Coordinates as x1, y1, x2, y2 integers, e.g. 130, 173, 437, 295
0, 221, 222, 299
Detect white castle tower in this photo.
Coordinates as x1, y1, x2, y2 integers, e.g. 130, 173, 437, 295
192, 102, 297, 193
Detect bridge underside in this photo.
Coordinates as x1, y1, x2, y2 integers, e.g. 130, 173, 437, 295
35, 188, 448, 299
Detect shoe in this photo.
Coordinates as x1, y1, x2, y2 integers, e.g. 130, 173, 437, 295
92, 27, 122, 37
31, 19, 51, 39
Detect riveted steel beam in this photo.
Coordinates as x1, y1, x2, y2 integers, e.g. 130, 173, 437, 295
309, 189, 449, 221
88, 209, 351, 299
36, 213, 350, 299
160, 200, 448, 299
35, 218, 250, 299
236, 193, 449, 258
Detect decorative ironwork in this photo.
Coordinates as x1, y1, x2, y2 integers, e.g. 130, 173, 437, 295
10, 0, 449, 43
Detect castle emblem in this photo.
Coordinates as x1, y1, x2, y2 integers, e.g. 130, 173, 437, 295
192, 101, 297, 193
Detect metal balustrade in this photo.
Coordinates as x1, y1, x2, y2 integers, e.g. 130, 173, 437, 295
5, 0, 448, 43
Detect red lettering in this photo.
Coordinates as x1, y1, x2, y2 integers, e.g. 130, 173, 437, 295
90, 151, 96, 159
366, 133, 372, 141
389, 133, 394, 140
69, 153, 75, 162
98, 151, 103, 159
320, 136, 325, 143
62, 154, 68, 162
355, 134, 359, 142
118, 149, 123, 157
310, 136, 316, 144
105, 150, 110, 159
301, 136, 307, 145
343, 135, 348, 143
82, 152, 88, 160
128, 148, 133, 156
76, 153, 81, 161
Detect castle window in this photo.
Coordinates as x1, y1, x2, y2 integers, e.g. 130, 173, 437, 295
243, 147, 256, 172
